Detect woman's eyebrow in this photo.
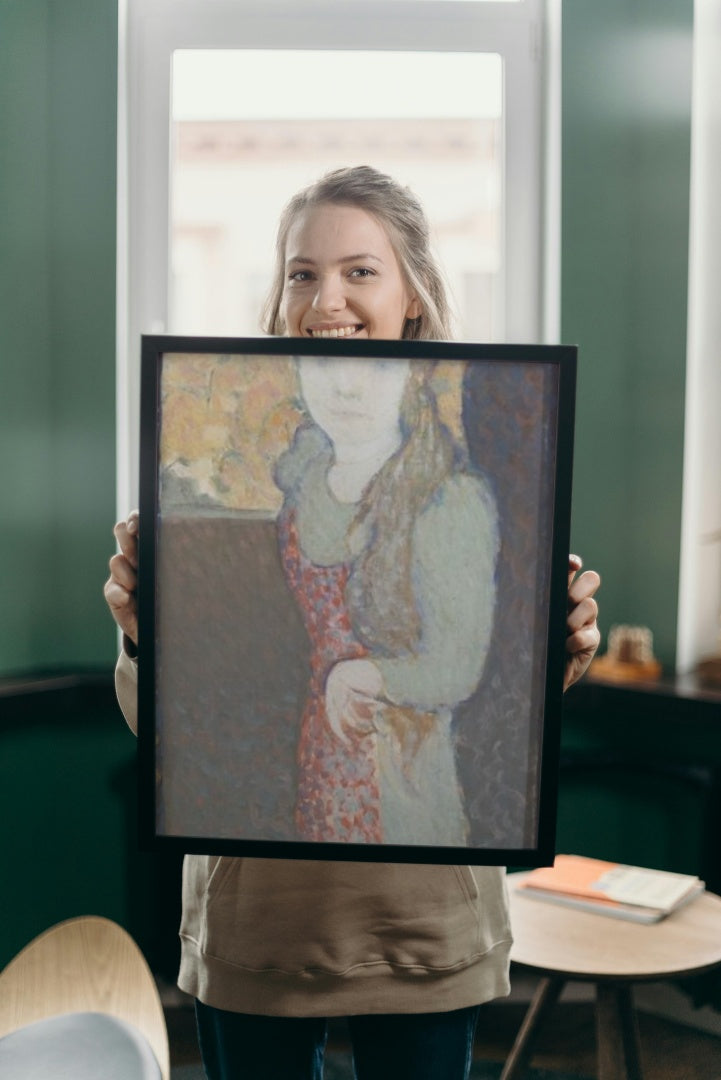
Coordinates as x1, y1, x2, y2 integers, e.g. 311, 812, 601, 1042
286, 253, 384, 266
339, 253, 384, 264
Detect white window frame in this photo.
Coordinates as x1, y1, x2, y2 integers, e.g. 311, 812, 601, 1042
676, 0, 721, 674
117, 0, 559, 512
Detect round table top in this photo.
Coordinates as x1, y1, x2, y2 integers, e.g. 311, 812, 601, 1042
508, 871, 721, 981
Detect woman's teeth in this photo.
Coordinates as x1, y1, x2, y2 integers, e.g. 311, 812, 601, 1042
309, 325, 360, 338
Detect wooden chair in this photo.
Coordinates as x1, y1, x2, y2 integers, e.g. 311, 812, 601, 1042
0, 915, 170, 1079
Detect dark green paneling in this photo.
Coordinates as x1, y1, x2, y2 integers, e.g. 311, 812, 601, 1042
0, 688, 134, 966
558, 683, 721, 887
562, 1, 693, 668
0, 0, 118, 674
0, 683, 183, 975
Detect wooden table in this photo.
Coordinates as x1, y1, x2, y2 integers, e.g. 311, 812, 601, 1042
503, 873, 721, 1080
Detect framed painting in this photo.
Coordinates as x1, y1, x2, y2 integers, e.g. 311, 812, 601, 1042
137, 335, 576, 865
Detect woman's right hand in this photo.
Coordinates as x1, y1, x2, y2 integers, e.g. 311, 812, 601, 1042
103, 510, 139, 646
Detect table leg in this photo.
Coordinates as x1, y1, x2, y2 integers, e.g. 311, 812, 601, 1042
596, 982, 643, 1080
499, 976, 565, 1080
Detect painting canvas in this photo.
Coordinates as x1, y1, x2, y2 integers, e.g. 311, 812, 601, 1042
137, 336, 576, 865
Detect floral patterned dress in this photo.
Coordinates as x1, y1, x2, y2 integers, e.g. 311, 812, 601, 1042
278, 505, 384, 844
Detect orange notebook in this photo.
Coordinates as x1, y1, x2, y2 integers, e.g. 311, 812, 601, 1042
517, 855, 704, 923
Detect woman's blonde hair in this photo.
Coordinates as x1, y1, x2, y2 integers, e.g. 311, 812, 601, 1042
262, 165, 453, 341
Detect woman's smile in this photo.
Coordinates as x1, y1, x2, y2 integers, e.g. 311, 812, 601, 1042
307, 323, 365, 339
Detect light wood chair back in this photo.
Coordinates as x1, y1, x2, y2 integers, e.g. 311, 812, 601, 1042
0, 915, 170, 1080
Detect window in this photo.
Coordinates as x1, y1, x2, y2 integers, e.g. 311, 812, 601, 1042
118, 0, 556, 509
169, 49, 503, 340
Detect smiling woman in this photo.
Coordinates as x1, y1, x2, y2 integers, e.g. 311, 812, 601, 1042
282, 205, 421, 340
263, 167, 451, 342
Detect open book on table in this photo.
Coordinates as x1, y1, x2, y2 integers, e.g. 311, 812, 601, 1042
515, 854, 705, 923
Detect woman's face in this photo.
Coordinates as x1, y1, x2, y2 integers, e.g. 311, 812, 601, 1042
281, 203, 421, 340
298, 357, 411, 448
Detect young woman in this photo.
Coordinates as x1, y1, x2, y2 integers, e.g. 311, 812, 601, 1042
106, 166, 601, 1080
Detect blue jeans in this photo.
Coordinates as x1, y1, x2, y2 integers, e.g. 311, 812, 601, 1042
195, 1000, 481, 1080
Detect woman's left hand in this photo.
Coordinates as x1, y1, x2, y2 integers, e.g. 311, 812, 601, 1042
564, 554, 601, 691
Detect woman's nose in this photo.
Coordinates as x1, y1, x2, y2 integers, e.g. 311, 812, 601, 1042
312, 274, 345, 314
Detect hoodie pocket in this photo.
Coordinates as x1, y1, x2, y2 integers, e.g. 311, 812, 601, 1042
454, 864, 479, 906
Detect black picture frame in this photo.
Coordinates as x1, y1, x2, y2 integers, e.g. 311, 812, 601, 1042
138, 335, 576, 865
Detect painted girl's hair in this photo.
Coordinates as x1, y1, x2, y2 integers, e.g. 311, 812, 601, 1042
262, 165, 453, 340
346, 362, 456, 654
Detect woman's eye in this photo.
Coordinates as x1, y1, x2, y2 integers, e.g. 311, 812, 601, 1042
349, 267, 375, 279
288, 270, 313, 283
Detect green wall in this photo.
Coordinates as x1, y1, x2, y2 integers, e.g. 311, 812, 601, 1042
562, 0, 693, 669
0, 0, 118, 675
